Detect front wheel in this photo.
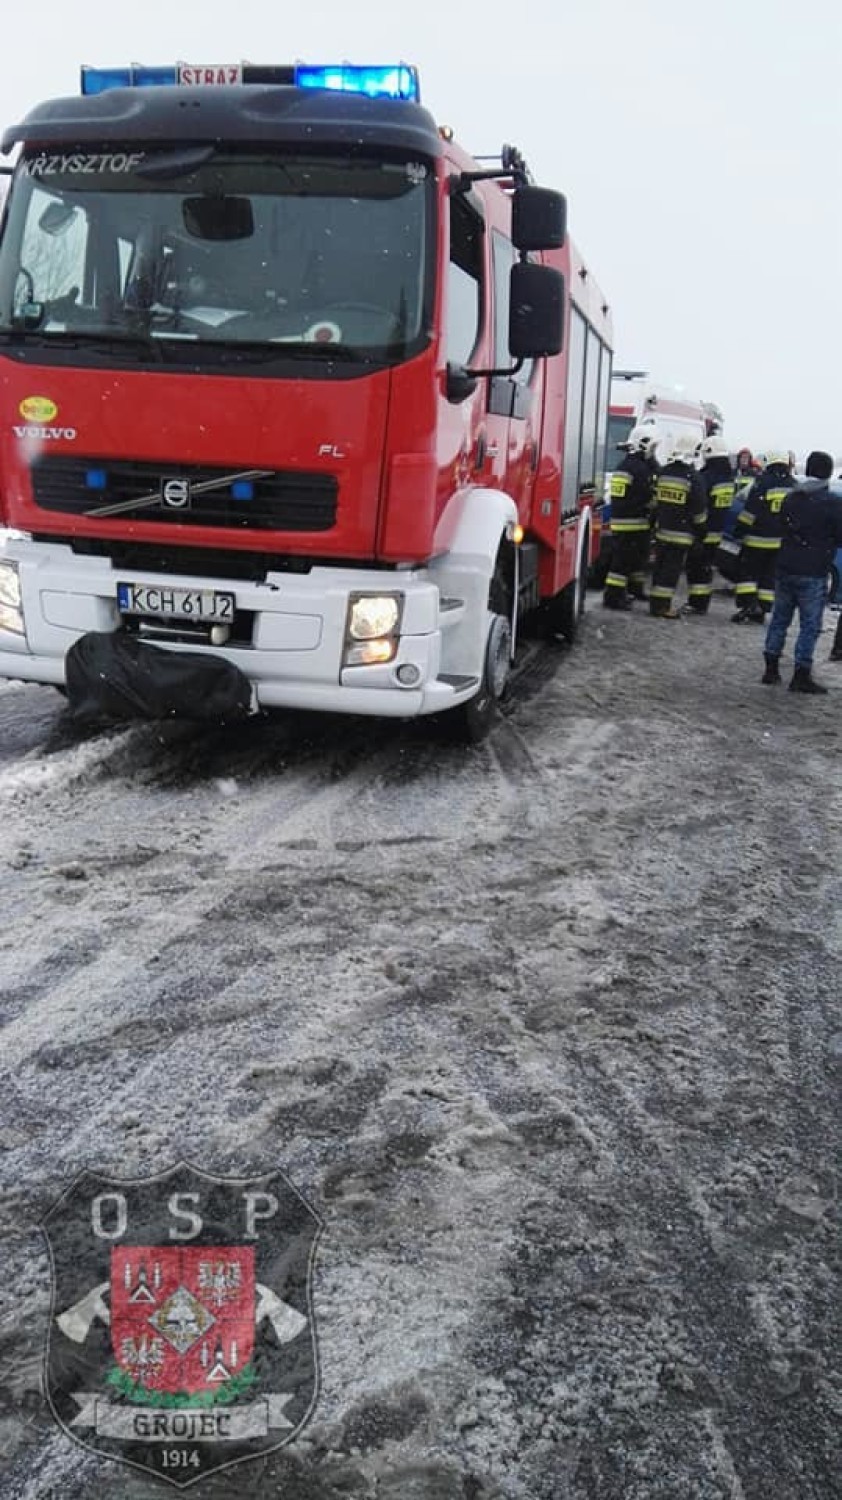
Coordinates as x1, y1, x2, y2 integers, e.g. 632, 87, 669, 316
448, 613, 512, 743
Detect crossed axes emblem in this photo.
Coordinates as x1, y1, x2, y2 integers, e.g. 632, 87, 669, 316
57, 1282, 306, 1346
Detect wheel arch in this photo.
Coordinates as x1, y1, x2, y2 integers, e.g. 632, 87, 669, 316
428, 487, 519, 679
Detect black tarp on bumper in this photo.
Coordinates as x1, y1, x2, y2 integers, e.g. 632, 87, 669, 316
65, 632, 253, 722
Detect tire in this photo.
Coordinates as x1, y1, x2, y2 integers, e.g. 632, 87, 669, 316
587, 532, 612, 590
448, 563, 512, 743
545, 529, 588, 644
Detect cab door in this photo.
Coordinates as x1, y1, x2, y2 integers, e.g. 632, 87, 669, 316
489, 230, 539, 521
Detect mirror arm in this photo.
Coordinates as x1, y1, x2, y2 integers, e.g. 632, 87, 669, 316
465, 357, 525, 379
448, 169, 526, 196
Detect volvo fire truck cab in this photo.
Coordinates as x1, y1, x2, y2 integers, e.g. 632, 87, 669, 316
0, 62, 612, 736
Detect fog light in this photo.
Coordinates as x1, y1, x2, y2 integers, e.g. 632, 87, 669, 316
396, 663, 421, 686
209, 624, 231, 646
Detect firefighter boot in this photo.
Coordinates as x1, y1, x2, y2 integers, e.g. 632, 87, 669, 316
789, 666, 828, 695
761, 653, 781, 685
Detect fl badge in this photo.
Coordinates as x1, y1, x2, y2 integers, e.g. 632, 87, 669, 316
42, 1160, 321, 1488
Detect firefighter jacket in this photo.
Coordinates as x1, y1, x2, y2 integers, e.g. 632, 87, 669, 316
652, 461, 707, 546
734, 464, 795, 553
777, 479, 842, 576
608, 453, 656, 536
734, 466, 758, 499
698, 457, 736, 544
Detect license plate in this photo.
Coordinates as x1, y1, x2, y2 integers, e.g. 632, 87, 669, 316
117, 583, 235, 622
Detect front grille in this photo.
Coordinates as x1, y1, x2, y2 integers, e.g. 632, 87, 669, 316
47, 537, 316, 581
30, 457, 338, 532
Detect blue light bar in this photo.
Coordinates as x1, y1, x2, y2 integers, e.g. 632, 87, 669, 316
293, 64, 419, 101
79, 61, 420, 101
81, 65, 178, 95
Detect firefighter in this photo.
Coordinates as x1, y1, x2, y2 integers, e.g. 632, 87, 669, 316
732, 450, 796, 622
649, 435, 707, 618
685, 435, 735, 614
602, 424, 659, 610
734, 447, 759, 499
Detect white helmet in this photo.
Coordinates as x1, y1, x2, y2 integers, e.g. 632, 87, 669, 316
626, 423, 659, 457
764, 450, 791, 468
701, 435, 730, 461
669, 434, 700, 465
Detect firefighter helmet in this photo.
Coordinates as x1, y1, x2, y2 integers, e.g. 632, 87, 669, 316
764, 450, 791, 469
700, 435, 730, 461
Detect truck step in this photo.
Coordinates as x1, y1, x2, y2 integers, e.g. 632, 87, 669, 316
436, 673, 479, 691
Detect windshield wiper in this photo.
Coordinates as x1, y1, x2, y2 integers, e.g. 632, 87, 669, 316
0, 325, 400, 365
0, 326, 168, 361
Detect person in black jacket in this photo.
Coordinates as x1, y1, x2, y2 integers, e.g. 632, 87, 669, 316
603, 425, 659, 610
732, 451, 796, 622
685, 435, 735, 614
762, 451, 842, 693
649, 436, 707, 618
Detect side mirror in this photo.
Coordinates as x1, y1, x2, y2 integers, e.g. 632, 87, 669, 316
509, 262, 565, 359
512, 187, 567, 251
183, 195, 254, 241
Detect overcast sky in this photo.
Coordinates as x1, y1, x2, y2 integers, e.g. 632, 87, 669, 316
2, 0, 840, 457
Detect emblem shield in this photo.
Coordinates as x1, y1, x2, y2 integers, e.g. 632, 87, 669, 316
43, 1161, 321, 1488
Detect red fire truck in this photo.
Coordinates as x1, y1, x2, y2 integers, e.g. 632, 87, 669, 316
0, 62, 612, 737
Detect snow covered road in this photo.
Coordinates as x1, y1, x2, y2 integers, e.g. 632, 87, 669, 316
0, 600, 839, 1499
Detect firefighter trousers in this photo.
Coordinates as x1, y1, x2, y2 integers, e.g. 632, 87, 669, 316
650, 540, 689, 616
685, 538, 715, 614
603, 528, 650, 606
735, 545, 779, 614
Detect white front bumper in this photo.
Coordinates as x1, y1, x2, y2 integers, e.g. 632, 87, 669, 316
0, 539, 477, 718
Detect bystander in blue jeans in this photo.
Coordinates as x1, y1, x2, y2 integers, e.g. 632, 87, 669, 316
764, 572, 827, 668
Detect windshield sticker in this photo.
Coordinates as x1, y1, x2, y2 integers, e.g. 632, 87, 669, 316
19, 396, 58, 422
405, 162, 428, 184
23, 153, 147, 178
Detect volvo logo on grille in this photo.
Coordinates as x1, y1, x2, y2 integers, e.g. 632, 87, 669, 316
161, 478, 191, 510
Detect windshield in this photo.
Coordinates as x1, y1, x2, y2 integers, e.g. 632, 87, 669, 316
0, 148, 433, 359
606, 412, 634, 471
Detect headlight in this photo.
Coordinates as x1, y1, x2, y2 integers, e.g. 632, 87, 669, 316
348, 593, 402, 641
343, 592, 402, 668
0, 560, 23, 634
